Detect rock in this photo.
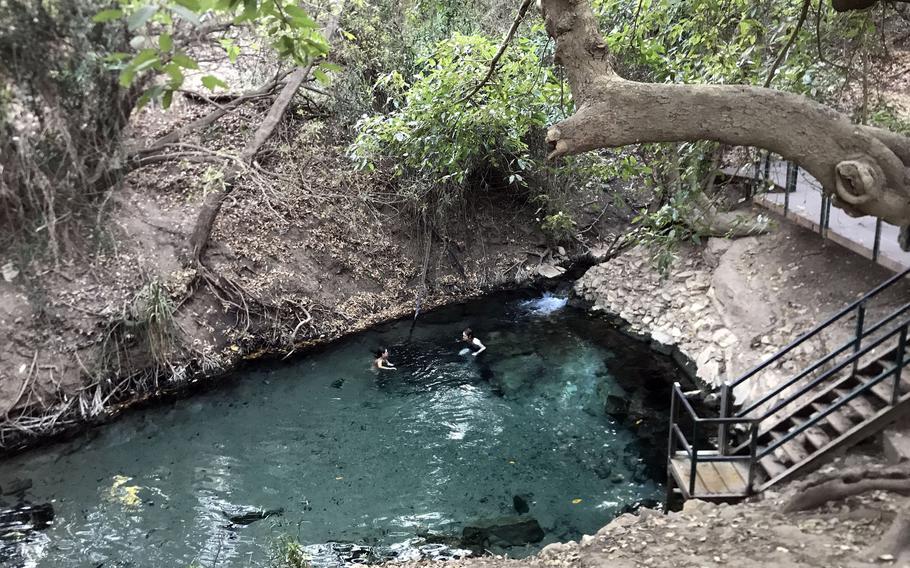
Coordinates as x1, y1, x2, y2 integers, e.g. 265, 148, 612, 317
3, 478, 32, 495
537, 264, 566, 279
0, 502, 53, 532
513, 494, 530, 515
1, 262, 18, 282
461, 516, 545, 549
539, 541, 574, 559
221, 506, 284, 526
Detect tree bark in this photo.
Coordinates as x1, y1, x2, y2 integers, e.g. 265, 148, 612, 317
782, 464, 910, 512
187, 14, 341, 265
539, 0, 910, 241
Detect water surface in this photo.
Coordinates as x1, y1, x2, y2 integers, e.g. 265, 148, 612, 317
0, 291, 680, 567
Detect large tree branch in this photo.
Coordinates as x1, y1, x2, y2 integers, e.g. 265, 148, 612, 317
540, 0, 910, 240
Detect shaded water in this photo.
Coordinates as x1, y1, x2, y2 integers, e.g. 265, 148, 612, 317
0, 291, 681, 567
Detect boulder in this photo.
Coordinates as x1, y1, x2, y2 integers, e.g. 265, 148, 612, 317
537, 264, 566, 279
461, 516, 545, 549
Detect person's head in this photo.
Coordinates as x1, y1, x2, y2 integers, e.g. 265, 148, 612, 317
462, 328, 474, 341
374, 347, 389, 359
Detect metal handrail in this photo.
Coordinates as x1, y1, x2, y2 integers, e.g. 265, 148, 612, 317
667, 260, 910, 504
735, 301, 910, 417
668, 383, 757, 496
728, 266, 910, 389
758, 360, 903, 459
754, 320, 904, 420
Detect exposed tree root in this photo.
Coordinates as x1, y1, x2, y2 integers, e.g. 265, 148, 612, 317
783, 464, 910, 512
867, 501, 910, 562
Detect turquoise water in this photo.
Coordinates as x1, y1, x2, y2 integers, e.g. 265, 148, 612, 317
0, 291, 679, 567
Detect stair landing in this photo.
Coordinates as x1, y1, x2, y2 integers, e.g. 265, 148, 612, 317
669, 455, 750, 500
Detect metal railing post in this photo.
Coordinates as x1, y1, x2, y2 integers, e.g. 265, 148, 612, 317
718, 383, 731, 455
818, 193, 828, 237
873, 218, 883, 262
784, 161, 795, 217
746, 423, 759, 495
853, 303, 866, 377
668, 384, 679, 459
690, 420, 698, 496
893, 326, 907, 406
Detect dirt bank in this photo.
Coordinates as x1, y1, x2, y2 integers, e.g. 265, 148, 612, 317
0, 96, 627, 454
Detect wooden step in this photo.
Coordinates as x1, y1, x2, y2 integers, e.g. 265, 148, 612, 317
834, 388, 880, 418
810, 402, 855, 435
768, 430, 810, 465
750, 371, 859, 445
758, 454, 787, 479
865, 378, 899, 406
797, 422, 832, 451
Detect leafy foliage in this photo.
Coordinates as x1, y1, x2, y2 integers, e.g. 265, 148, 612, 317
0, 0, 133, 257
93, 0, 333, 108
590, 0, 875, 268
349, 32, 562, 191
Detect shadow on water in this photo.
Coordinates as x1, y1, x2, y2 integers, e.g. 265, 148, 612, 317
0, 288, 688, 568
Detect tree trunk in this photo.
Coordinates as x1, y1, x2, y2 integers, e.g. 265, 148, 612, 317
187, 13, 341, 265
539, 0, 910, 243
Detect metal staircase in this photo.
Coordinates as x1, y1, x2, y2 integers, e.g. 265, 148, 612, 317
666, 267, 910, 505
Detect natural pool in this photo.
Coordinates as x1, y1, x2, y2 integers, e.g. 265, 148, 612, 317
0, 290, 682, 568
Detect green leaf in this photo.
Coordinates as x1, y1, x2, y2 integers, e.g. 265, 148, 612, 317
285, 4, 316, 27
174, 0, 203, 10
171, 53, 199, 69
92, 9, 123, 23
158, 33, 173, 52
319, 62, 342, 72
128, 5, 157, 31
119, 67, 137, 87
162, 89, 174, 109
163, 62, 184, 88
313, 69, 329, 84
171, 5, 201, 23
201, 74, 228, 91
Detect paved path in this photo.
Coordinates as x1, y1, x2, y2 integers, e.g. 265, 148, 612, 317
724, 161, 910, 273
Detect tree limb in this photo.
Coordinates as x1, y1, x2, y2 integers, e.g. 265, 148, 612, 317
456, 0, 534, 105
187, 12, 343, 264
539, 0, 910, 242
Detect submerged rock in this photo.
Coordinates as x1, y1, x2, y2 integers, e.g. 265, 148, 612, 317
221, 506, 284, 526
461, 515, 545, 549
513, 494, 530, 515
0, 502, 53, 532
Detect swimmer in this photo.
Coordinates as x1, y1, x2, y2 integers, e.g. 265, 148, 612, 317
461, 328, 486, 357
373, 348, 397, 371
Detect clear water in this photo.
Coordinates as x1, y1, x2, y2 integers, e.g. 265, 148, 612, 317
0, 291, 680, 568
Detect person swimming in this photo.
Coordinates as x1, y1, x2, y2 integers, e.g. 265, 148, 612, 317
461, 328, 486, 357
373, 347, 397, 371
